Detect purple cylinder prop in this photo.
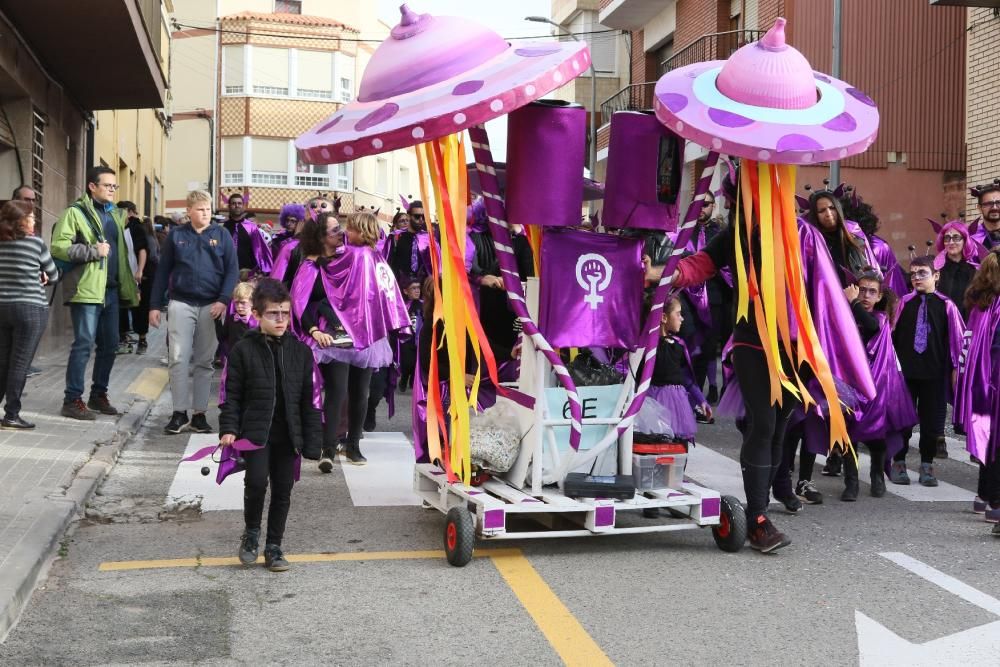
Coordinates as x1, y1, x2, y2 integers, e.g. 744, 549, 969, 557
603, 111, 683, 231
505, 100, 586, 228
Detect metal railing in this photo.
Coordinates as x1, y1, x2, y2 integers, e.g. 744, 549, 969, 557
599, 82, 658, 122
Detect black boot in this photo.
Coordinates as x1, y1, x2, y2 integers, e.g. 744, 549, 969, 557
841, 454, 859, 502
363, 405, 377, 432
318, 446, 335, 474
344, 441, 367, 465
869, 446, 887, 498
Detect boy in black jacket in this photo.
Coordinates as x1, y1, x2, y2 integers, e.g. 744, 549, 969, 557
220, 279, 321, 572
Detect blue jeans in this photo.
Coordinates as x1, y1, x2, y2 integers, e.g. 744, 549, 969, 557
64, 289, 119, 403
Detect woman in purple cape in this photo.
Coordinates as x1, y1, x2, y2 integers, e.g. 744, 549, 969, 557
954, 251, 1000, 526
932, 220, 979, 320
842, 192, 908, 299
847, 268, 918, 497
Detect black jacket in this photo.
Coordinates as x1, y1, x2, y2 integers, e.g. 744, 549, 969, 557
219, 329, 322, 455
150, 222, 238, 309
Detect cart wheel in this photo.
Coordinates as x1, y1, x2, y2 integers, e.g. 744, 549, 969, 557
712, 495, 747, 553
444, 507, 475, 567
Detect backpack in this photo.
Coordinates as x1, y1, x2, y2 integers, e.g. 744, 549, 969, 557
52, 202, 106, 275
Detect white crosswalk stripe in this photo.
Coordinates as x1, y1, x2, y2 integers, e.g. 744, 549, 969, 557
340, 431, 422, 506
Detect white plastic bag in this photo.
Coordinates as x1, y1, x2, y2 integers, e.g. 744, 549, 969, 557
469, 400, 523, 473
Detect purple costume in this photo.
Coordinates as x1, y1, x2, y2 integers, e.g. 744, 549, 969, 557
954, 297, 1000, 464
869, 234, 908, 298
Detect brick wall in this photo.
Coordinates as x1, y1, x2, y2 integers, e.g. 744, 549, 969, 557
629, 30, 657, 84
966, 8, 1000, 218
674, 0, 725, 52
757, 0, 785, 29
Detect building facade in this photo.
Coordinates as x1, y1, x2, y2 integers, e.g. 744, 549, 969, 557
963, 6, 1000, 218
0, 0, 170, 351
165, 0, 418, 223
590, 0, 968, 257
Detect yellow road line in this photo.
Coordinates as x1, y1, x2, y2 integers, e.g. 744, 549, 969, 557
98, 547, 524, 572
126, 368, 169, 401
490, 551, 614, 667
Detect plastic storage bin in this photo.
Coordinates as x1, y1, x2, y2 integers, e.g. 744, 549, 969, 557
632, 452, 687, 491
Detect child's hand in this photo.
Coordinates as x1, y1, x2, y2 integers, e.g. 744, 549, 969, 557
700, 403, 713, 421
220, 434, 235, 446
844, 284, 860, 302
312, 331, 334, 348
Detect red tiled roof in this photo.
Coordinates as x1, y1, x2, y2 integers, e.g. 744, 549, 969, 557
222, 11, 359, 32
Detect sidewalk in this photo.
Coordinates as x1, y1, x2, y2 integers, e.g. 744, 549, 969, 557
0, 329, 169, 640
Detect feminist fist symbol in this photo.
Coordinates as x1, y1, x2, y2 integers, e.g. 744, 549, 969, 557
575, 253, 613, 310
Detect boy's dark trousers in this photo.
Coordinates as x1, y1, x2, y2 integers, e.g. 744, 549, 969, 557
895, 377, 947, 464
243, 436, 297, 546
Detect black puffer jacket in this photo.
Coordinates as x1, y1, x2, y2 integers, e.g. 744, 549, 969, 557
219, 329, 321, 455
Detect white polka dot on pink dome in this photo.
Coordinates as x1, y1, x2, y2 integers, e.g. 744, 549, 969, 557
344, 146, 354, 156
840, 148, 848, 157
675, 121, 684, 132
412, 127, 425, 139
372, 138, 383, 149
572, 60, 580, 71
802, 152, 813, 163
712, 138, 723, 149
524, 84, 536, 95
320, 148, 331, 159
490, 99, 503, 112
453, 112, 466, 124
553, 71, 563, 83
758, 150, 771, 160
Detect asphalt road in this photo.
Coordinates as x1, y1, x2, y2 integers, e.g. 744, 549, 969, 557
2, 388, 999, 666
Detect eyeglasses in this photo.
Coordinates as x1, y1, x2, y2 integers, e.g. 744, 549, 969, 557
96, 183, 119, 191
858, 287, 880, 297
410, 213, 425, 220
980, 200, 1000, 209
261, 309, 291, 322
310, 202, 331, 210
909, 270, 933, 280
326, 227, 343, 236
942, 234, 964, 243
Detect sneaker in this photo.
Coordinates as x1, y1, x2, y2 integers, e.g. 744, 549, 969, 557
705, 385, 719, 405
25, 365, 42, 378
330, 327, 353, 348
318, 447, 335, 474
774, 493, 802, 514
748, 515, 790, 553
985, 505, 1000, 524
158, 356, 168, 367
795, 479, 823, 505
263, 544, 290, 572
993, 522, 1000, 536
918, 462, 938, 487
1, 415, 35, 430
189, 413, 213, 433
116, 341, 133, 355
164, 411, 189, 434
888, 461, 911, 485
344, 443, 367, 465
86, 393, 119, 415
239, 529, 259, 566
61, 399, 95, 421
973, 496, 988, 514
935, 436, 948, 459
135, 339, 148, 355
694, 405, 714, 424
821, 452, 842, 476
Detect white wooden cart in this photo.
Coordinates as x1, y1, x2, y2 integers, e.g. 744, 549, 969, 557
414, 280, 746, 566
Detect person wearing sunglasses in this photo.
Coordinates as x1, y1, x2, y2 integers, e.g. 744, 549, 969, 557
270, 202, 306, 257
386, 200, 433, 284
223, 193, 272, 277
890, 255, 965, 487
932, 220, 979, 321
51, 166, 140, 421
970, 184, 1000, 251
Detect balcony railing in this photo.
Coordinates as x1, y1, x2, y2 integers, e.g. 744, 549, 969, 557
599, 29, 766, 122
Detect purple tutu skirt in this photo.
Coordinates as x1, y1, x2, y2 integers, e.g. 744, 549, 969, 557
313, 336, 393, 369
642, 384, 697, 440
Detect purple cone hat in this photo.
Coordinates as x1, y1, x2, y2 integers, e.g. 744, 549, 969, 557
653, 18, 879, 164
296, 4, 589, 163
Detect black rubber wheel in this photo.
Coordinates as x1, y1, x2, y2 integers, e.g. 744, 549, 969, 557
712, 495, 747, 553
444, 507, 475, 566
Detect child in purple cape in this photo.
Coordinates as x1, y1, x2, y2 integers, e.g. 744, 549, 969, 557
640, 296, 711, 440
848, 268, 918, 497
954, 251, 1000, 527
398, 277, 422, 392
890, 255, 965, 486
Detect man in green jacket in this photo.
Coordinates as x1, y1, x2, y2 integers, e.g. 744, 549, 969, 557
51, 166, 139, 420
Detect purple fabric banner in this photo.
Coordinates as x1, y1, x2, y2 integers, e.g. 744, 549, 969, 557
538, 228, 643, 349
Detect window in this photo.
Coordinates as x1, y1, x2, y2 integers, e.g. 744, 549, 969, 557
336, 52, 355, 102
398, 166, 410, 198
375, 158, 389, 195
223, 45, 245, 94
31, 109, 45, 222
252, 47, 289, 96
296, 149, 330, 187
334, 163, 352, 191
275, 0, 301, 13
569, 11, 615, 74
297, 50, 334, 99
250, 138, 288, 185
222, 137, 244, 185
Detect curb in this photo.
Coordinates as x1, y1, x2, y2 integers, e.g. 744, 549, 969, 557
0, 394, 160, 642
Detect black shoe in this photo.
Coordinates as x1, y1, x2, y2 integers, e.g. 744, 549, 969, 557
135, 339, 148, 355
870, 471, 886, 498
795, 479, 824, 505
330, 327, 353, 348
239, 529, 259, 566
706, 385, 719, 405
165, 411, 189, 434
821, 452, 842, 476
694, 405, 714, 424
344, 442, 367, 465
841, 478, 859, 502
263, 544, 289, 572
935, 436, 948, 459
363, 409, 376, 432
189, 412, 213, 433
748, 515, 790, 553
318, 447, 335, 473
61, 399, 96, 421
87, 393, 120, 415
1, 415, 35, 429
774, 493, 802, 513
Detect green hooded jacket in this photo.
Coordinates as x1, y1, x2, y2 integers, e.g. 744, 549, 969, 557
50, 195, 139, 307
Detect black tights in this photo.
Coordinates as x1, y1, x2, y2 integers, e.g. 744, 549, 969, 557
320, 361, 373, 448
733, 345, 796, 521
243, 439, 296, 546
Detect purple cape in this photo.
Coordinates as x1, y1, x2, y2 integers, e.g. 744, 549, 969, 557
844, 219, 881, 274
895, 291, 966, 374
270, 238, 299, 282
850, 311, 918, 442
870, 234, 908, 298
234, 220, 274, 274
954, 297, 1000, 464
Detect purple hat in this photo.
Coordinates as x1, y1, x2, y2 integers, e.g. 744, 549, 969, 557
652, 18, 879, 164
296, 4, 589, 164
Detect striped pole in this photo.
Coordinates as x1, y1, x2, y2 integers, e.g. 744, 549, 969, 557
468, 124, 585, 451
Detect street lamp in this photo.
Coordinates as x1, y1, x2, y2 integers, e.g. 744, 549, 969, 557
525, 16, 597, 175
